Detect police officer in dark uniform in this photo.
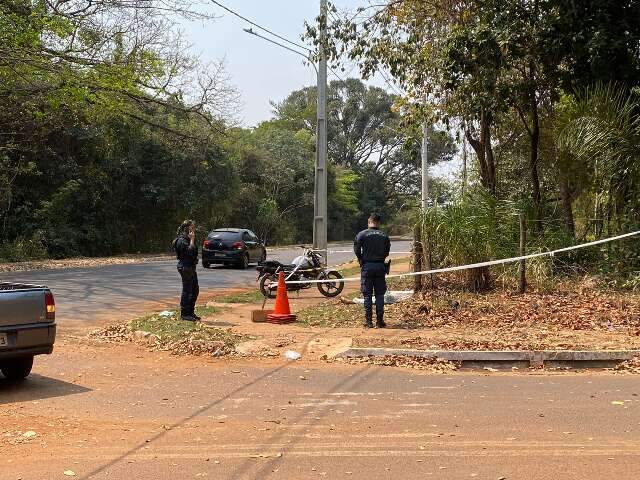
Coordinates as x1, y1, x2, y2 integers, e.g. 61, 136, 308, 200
354, 213, 391, 328
173, 219, 200, 321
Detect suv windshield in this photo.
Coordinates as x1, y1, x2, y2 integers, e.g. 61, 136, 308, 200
209, 230, 241, 241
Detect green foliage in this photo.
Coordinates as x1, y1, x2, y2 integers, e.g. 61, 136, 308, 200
553, 84, 640, 273
223, 123, 315, 245
129, 308, 249, 349
272, 79, 456, 196
421, 188, 519, 267
215, 290, 265, 304
0, 0, 242, 259
550, 0, 640, 92
0, 233, 48, 262
314, 0, 640, 285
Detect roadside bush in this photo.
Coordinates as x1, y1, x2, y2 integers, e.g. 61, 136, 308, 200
0, 232, 48, 262
419, 188, 519, 291
419, 190, 640, 291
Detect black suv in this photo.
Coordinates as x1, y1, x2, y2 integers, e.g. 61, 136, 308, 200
202, 228, 266, 269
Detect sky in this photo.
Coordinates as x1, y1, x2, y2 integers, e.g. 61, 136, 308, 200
181, 0, 374, 127
180, 1, 460, 179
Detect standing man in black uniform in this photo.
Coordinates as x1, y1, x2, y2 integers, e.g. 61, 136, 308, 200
354, 213, 391, 328
173, 220, 200, 321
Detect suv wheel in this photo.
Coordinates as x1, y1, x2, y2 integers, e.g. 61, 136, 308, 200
1, 356, 33, 381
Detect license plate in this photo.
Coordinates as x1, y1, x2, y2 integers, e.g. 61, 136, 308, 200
214, 253, 225, 257
0, 333, 8, 347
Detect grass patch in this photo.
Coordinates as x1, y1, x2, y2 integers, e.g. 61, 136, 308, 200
130, 308, 249, 355
297, 301, 363, 328
132, 314, 198, 340
216, 290, 264, 304
195, 305, 222, 316
339, 264, 362, 277
339, 256, 412, 278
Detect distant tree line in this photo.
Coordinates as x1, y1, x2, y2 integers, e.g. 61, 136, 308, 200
0, 1, 455, 261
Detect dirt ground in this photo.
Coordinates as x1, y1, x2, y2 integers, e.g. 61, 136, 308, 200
4, 337, 640, 480
88, 261, 640, 363
6, 262, 640, 479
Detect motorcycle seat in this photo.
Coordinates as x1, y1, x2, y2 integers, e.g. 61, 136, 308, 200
277, 262, 299, 270
263, 260, 298, 269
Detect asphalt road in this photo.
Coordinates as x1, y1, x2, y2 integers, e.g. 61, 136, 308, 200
3, 342, 640, 479
0, 241, 411, 329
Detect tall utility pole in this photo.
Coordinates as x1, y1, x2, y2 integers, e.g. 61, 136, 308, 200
313, 0, 328, 264
421, 122, 429, 210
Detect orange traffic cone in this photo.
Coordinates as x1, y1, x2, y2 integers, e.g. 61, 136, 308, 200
267, 271, 297, 324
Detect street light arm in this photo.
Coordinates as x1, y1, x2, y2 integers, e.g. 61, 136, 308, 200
243, 28, 318, 74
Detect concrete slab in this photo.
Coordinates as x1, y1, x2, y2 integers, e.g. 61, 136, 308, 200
335, 347, 640, 369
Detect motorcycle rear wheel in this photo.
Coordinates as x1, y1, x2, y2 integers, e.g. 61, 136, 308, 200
259, 273, 278, 299
317, 271, 345, 297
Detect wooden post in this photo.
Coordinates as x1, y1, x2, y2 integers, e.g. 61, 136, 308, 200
413, 224, 423, 293
518, 214, 527, 294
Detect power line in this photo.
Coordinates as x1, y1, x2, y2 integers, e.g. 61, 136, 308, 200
244, 28, 313, 66
210, 0, 311, 52
328, 65, 347, 83
378, 68, 404, 96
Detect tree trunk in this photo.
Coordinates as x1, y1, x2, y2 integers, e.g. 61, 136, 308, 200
465, 109, 496, 196
559, 177, 575, 238
466, 266, 491, 292
466, 130, 487, 185
484, 128, 496, 196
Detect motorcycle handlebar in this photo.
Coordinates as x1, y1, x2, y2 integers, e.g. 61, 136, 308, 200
298, 246, 326, 252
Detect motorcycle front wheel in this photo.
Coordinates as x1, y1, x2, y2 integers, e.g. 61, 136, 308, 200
259, 273, 278, 299
317, 271, 345, 297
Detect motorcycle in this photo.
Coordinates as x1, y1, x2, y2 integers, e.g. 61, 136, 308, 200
257, 246, 345, 299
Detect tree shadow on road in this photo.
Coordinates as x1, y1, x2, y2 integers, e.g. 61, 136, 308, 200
0, 374, 91, 405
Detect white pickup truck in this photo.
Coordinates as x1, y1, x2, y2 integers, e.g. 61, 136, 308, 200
0, 283, 57, 380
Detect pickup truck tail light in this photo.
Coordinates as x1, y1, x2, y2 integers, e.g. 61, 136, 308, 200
45, 290, 55, 320
232, 241, 244, 250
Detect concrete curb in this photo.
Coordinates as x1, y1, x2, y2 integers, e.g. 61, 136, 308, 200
335, 347, 640, 369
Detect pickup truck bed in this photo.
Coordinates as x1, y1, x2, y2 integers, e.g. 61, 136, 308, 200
0, 282, 57, 380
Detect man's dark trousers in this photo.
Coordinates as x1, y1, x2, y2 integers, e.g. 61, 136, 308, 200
178, 266, 199, 316
361, 262, 387, 322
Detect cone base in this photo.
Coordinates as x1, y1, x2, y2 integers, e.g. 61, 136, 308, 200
266, 313, 297, 324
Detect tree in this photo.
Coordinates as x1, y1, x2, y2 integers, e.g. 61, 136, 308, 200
555, 84, 640, 240
316, 0, 639, 225
224, 125, 315, 245
550, 0, 640, 93
0, 0, 236, 132
310, 0, 640, 286
271, 78, 455, 199
0, 0, 242, 258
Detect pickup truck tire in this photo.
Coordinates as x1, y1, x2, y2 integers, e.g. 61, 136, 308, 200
1, 356, 33, 381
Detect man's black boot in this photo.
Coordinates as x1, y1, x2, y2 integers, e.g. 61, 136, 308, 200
364, 316, 373, 328
376, 317, 386, 328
